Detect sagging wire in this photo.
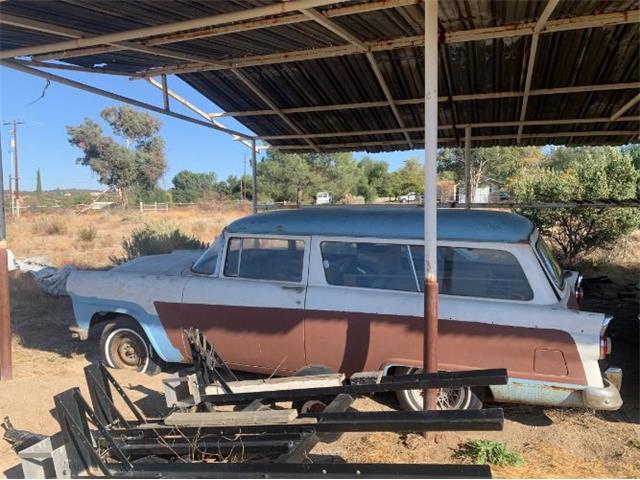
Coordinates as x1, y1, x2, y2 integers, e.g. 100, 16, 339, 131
27, 79, 51, 105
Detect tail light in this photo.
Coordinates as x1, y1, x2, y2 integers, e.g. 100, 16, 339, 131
600, 315, 613, 359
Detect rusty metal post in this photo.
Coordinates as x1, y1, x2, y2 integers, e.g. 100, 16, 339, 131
423, 0, 439, 413
0, 129, 12, 381
251, 139, 258, 214
464, 126, 472, 208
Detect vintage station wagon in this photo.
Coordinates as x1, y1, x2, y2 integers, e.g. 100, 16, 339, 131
67, 207, 622, 411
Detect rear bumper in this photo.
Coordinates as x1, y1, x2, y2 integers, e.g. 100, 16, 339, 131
582, 367, 623, 411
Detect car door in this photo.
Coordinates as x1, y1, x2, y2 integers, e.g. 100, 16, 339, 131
304, 236, 423, 374
180, 233, 310, 374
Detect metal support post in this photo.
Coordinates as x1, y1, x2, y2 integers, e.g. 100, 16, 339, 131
251, 139, 258, 213
464, 126, 471, 208
160, 74, 170, 111
0, 130, 10, 381
423, 0, 439, 414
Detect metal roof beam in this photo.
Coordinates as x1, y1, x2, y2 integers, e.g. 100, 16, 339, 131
301, 7, 413, 148
516, 0, 561, 144
133, 9, 640, 78
146, 77, 255, 151
256, 116, 639, 140
609, 93, 640, 121
207, 82, 640, 117
272, 130, 640, 150
230, 68, 318, 152
0, 60, 254, 140
0, 0, 346, 60
31, 0, 419, 62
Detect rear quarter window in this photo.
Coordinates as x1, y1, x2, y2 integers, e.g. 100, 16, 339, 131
411, 246, 533, 301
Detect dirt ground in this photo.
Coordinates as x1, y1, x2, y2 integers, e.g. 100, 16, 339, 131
0, 208, 638, 478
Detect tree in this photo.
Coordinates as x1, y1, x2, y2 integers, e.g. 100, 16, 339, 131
258, 152, 317, 205
67, 106, 167, 207
171, 170, 218, 203
509, 146, 640, 265
438, 146, 542, 197
391, 157, 423, 197
356, 157, 392, 203
35, 168, 42, 194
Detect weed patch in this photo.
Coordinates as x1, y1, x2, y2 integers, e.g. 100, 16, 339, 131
110, 222, 205, 264
456, 440, 523, 466
78, 226, 98, 242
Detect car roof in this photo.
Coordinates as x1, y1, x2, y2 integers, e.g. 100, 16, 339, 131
224, 207, 535, 243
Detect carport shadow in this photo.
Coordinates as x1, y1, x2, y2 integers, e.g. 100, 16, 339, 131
127, 385, 171, 418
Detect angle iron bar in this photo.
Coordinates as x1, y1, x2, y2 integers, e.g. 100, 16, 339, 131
113, 437, 297, 456
210, 82, 640, 118
95, 363, 146, 423
0, 0, 347, 60
201, 368, 507, 404
106, 460, 492, 478
0, 60, 255, 140
84, 364, 131, 428
108, 408, 504, 438
133, 10, 640, 78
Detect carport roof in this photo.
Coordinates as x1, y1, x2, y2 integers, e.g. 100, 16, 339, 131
0, 0, 638, 152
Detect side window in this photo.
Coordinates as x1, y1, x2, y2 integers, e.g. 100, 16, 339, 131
411, 246, 533, 301
223, 237, 304, 282
320, 242, 417, 292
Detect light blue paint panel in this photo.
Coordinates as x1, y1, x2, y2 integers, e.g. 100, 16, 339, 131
226, 207, 535, 243
69, 293, 185, 363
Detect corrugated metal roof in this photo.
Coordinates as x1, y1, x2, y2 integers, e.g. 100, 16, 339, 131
0, 0, 638, 152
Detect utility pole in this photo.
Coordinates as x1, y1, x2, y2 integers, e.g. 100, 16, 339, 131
0, 127, 12, 381
3, 121, 24, 219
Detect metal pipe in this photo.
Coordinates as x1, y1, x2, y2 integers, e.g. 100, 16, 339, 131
423, 0, 439, 413
252, 140, 258, 214
0, 130, 11, 381
160, 75, 169, 111
0, 60, 254, 140
464, 126, 471, 208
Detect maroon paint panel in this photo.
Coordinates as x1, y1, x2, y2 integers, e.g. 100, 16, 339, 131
155, 302, 306, 373
155, 302, 587, 385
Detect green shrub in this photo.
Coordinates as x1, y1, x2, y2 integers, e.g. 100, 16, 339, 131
456, 440, 523, 467
111, 222, 205, 264
78, 226, 97, 242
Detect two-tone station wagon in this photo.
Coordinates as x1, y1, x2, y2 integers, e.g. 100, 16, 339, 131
67, 207, 622, 411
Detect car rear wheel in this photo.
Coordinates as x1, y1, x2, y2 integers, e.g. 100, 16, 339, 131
394, 367, 482, 411
99, 317, 160, 375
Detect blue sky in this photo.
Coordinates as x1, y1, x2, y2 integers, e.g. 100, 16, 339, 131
0, 66, 422, 191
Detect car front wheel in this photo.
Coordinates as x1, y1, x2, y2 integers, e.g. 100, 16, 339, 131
99, 317, 161, 375
394, 367, 482, 411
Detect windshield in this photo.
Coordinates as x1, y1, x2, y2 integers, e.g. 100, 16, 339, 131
191, 235, 222, 275
536, 237, 565, 290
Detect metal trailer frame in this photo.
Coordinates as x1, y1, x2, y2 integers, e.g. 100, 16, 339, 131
18, 357, 508, 478
43, 367, 502, 478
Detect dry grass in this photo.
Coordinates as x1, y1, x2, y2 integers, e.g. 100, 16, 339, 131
7, 203, 249, 268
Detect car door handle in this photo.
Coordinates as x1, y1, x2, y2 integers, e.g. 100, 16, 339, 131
281, 285, 305, 293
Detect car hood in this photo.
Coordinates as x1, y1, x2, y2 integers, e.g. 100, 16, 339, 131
111, 249, 204, 276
